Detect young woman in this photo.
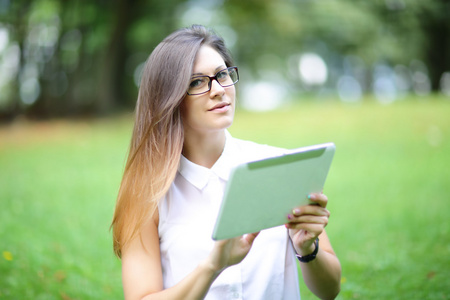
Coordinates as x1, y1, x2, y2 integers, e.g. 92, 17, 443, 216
111, 25, 341, 300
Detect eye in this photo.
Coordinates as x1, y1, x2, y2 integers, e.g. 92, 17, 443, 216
216, 70, 229, 80
189, 77, 207, 88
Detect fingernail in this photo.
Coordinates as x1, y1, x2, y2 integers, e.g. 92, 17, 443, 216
293, 208, 300, 215
308, 194, 314, 200
287, 214, 293, 220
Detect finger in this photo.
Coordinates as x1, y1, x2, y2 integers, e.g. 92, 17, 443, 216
286, 222, 328, 233
288, 215, 329, 227
290, 213, 329, 223
308, 193, 328, 208
290, 206, 330, 218
286, 212, 329, 227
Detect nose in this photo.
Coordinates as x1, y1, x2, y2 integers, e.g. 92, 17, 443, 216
209, 79, 225, 97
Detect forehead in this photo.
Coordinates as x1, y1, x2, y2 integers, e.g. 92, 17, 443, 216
192, 45, 226, 73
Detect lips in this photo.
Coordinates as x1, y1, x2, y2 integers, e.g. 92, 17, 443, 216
209, 102, 230, 111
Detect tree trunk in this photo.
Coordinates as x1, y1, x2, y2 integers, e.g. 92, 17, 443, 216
96, 0, 135, 114
422, 0, 450, 91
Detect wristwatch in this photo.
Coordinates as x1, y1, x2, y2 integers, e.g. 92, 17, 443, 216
296, 238, 319, 263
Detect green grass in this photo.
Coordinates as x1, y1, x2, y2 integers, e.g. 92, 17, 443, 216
1, 96, 449, 299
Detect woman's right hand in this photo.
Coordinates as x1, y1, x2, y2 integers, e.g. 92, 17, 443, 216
206, 232, 260, 275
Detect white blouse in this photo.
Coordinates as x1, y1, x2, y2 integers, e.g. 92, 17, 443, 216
158, 131, 301, 300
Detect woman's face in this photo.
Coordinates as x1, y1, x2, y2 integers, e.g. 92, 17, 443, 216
181, 45, 236, 137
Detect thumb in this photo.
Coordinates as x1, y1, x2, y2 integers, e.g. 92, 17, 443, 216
243, 232, 260, 244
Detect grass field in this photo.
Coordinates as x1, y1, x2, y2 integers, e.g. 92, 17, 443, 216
1, 96, 449, 299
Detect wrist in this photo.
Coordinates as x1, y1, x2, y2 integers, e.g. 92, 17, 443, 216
200, 259, 224, 278
296, 238, 319, 263
294, 238, 316, 256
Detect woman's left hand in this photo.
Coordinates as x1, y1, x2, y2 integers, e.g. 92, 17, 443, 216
285, 193, 330, 255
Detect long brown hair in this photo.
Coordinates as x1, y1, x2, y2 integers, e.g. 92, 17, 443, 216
111, 25, 234, 257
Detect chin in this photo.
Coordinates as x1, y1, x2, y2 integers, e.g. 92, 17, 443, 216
219, 116, 234, 129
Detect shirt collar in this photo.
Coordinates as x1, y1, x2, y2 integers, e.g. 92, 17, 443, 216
178, 130, 237, 190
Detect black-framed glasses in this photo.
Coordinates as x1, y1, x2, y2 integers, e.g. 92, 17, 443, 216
187, 66, 239, 96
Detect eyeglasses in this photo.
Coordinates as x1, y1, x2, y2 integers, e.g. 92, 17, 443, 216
187, 66, 239, 96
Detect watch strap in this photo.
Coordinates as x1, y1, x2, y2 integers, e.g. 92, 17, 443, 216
296, 238, 319, 263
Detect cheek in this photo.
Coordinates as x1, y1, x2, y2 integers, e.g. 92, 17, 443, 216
180, 100, 192, 126
228, 87, 236, 103
180, 99, 200, 124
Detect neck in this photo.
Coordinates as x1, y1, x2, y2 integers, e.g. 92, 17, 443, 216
182, 129, 226, 168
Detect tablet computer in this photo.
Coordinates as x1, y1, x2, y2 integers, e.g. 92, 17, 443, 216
212, 142, 335, 240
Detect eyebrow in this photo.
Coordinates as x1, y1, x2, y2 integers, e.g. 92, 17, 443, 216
191, 65, 226, 77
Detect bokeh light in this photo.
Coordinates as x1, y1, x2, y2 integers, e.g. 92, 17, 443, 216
298, 53, 328, 87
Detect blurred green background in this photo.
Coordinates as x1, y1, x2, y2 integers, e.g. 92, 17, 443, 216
1, 0, 449, 299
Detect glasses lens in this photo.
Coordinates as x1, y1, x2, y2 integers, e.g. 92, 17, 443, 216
187, 77, 209, 95
218, 67, 238, 87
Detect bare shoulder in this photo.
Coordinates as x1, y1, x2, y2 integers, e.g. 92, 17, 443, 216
121, 210, 162, 299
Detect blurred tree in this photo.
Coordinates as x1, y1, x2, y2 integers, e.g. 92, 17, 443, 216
418, 0, 450, 91
96, 0, 138, 113
225, 0, 449, 92
0, 0, 32, 118
0, 0, 182, 119
0, 0, 448, 120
